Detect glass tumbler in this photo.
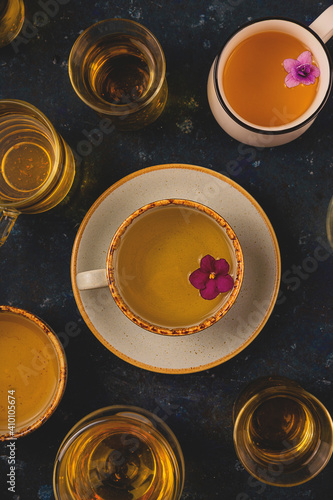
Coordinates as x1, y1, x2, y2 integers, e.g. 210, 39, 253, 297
0, 99, 75, 246
53, 405, 185, 500
69, 18, 168, 131
233, 376, 333, 487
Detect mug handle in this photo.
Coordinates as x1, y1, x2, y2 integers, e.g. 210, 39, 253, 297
0, 209, 19, 247
76, 269, 108, 290
309, 5, 333, 43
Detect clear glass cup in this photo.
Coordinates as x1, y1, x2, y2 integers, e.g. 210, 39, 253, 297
0, 0, 24, 48
0, 99, 75, 246
68, 18, 168, 131
53, 405, 185, 500
233, 376, 333, 487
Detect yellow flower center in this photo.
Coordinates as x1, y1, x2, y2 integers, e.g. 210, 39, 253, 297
209, 272, 216, 280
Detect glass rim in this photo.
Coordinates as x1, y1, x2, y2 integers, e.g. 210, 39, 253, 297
234, 384, 333, 428
0, 98, 63, 210
213, 16, 333, 135
233, 383, 333, 486
68, 17, 167, 116
0, 0, 25, 47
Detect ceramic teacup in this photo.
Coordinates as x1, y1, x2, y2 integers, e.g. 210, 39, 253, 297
207, 6, 333, 146
76, 199, 244, 336
0, 306, 67, 440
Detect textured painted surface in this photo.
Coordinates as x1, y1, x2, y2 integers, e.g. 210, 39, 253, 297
0, 0, 332, 499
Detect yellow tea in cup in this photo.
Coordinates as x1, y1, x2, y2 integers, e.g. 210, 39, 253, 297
0, 306, 67, 439
108, 199, 244, 335
223, 31, 319, 127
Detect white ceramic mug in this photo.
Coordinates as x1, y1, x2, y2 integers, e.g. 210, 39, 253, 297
207, 6, 333, 147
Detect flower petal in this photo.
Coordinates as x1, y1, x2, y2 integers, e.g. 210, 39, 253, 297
283, 58, 298, 72
285, 73, 300, 88
297, 51, 312, 65
310, 64, 320, 78
214, 258, 230, 276
301, 73, 316, 85
189, 269, 209, 290
284, 52, 320, 88
200, 254, 216, 273
200, 279, 220, 300
216, 273, 234, 293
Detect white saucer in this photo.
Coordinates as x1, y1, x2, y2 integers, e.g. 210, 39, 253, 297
71, 164, 281, 374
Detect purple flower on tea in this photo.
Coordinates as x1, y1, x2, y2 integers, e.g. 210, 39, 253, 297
189, 254, 234, 300
283, 51, 320, 88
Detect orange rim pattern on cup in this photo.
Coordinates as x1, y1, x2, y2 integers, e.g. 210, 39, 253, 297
0, 305, 67, 440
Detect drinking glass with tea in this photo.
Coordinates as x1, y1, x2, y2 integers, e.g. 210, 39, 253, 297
233, 376, 333, 486
53, 405, 185, 500
69, 18, 168, 130
0, 99, 75, 246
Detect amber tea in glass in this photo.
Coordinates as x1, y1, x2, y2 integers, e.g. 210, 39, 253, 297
0, 99, 75, 246
53, 406, 184, 500
233, 376, 333, 486
0, 0, 24, 48
69, 18, 168, 130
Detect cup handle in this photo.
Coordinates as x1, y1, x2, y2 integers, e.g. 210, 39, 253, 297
76, 269, 108, 290
309, 5, 333, 43
0, 209, 19, 247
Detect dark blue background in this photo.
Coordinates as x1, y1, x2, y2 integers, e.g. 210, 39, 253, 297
0, 1, 332, 499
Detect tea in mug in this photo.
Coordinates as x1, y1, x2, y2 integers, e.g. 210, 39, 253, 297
114, 204, 235, 328
223, 31, 319, 126
0, 310, 61, 436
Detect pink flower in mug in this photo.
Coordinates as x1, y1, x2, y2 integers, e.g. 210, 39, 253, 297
189, 254, 234, 300
283, 51, 320, 88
